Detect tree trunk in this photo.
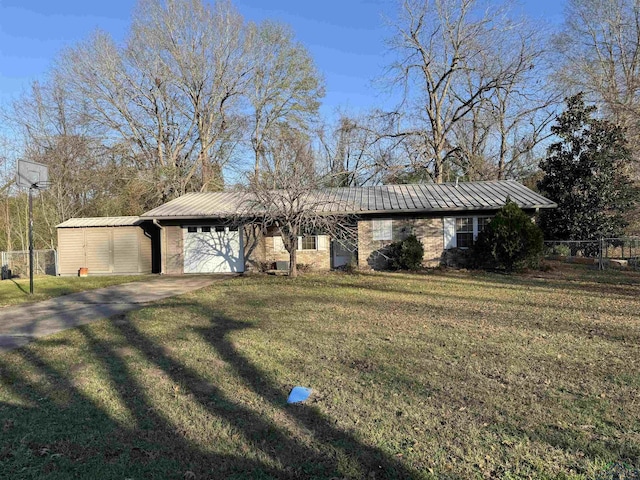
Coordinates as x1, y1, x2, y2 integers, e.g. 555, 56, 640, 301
289, 244, 298, 278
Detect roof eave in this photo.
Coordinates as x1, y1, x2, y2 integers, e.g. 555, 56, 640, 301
141, 203, 557, 221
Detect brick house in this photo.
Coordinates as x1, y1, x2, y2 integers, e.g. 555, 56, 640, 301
135, 180, 556, 274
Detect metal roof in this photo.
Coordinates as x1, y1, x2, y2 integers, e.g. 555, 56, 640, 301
140, 180, 556, 219
56, 216, 145, 228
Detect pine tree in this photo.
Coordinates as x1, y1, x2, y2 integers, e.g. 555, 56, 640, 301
538, 94, 638, 240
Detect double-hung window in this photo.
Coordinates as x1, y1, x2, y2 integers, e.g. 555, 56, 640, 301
372, 219, 393, 241
299, 235, 317, 251
477, 217, 491, 235
455, 217, 474, 248
445, 216, 493, 249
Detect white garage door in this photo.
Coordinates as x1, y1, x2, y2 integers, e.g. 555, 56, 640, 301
183, 226, 244, 273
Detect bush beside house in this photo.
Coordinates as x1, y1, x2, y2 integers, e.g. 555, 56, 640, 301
387, 235, 425, 270
473, 200, 544, 272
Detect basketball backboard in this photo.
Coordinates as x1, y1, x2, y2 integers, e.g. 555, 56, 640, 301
17, 160, 49, 189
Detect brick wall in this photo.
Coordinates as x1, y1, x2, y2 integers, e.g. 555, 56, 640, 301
262, 228, 331, 271
357, 217, 444, 270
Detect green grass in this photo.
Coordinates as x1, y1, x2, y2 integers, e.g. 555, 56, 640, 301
0, 275, 151, 307
1, 263, 639, 479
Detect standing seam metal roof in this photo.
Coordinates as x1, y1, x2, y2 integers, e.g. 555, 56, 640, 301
140, 180, 556, 219
56, 216, 144, 228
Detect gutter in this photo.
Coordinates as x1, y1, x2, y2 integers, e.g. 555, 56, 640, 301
152, 219, 165, 275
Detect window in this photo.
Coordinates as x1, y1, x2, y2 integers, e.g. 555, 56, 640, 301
372, 219, 392, 241
215, 226, 225, 233
201, 226, 211, 233
274, 235, 324, 252
299, 235, 317, 250
273, 235, 285, 252
228, 226, 238, 232
445, 216, 495, 249
187, 226, 198, 233
455, 217, 474, 249
477, 217, 491, 235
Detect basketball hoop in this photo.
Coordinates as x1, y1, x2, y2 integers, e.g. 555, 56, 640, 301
16, 160, 50, 294
16, 160, 49, 190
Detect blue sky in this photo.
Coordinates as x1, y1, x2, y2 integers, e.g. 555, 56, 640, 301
0, 0, 565, 119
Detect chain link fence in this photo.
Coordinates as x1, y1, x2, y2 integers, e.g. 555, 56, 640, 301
1, 249, 58, 279
544, 237, 640, 270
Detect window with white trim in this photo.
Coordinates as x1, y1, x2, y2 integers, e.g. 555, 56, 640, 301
477, 217, 492, 235
299, 235, 317, 251
455, 217, 474, 248
273, 234, 329, 252
445, 216, 494, 249
372, 219, 392, 241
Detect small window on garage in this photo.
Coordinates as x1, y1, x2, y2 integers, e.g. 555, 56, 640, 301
201, 226, 211, 233
228, 226, 238, 232
456, 217, 474, 248
215, 226, 225, 233
187, 226, 198, 233
372, 219, 392, 241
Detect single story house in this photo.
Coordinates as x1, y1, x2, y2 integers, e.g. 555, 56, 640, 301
56, 180, 555, 275
135, 180, 556, 274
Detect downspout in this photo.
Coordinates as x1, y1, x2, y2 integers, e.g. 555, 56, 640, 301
152, 219, 165, 275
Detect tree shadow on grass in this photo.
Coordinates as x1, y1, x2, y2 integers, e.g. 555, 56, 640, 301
0, 299, 422, 479
0, 334, 295, 479
108, 303, 420, 479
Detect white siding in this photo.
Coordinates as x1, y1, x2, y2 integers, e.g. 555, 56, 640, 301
443, 217, 456, 249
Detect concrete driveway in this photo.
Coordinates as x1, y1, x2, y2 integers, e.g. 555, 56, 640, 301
0, 276, 224, 353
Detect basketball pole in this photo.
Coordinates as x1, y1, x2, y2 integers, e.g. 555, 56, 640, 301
29, 186, 34, 295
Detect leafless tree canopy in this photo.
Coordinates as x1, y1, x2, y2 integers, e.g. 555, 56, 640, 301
241, 127, 356, 277
379, 0, 557, 183
554, 0, 640, 173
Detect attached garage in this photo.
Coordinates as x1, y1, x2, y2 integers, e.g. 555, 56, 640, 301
183, 225, 244, 273
56, 217, 158, 276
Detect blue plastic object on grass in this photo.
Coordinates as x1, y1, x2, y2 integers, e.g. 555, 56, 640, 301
287, 386, 312, 404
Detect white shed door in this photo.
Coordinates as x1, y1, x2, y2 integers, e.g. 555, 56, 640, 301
183, 226, 244, 273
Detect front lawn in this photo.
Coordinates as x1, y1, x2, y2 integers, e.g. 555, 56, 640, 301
1, 265, 639, 479
0, 275, 150, 307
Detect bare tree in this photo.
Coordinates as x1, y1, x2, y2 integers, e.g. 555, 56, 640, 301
384, 0, 548, 183
247, 21, 324, 177
243, 127, 352, 277
318, 113, 396, 186
0, 135, 16, 251
451, 22, 558, 180
554, 0, 640, 165
134, 0, 251, 192
8, 80, 117, 225
57, 29, 197, 205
